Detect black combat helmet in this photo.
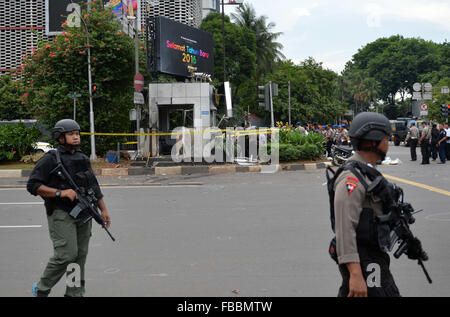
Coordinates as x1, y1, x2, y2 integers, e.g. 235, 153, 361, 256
349, 112, 392, 151
52, 119, 81, 140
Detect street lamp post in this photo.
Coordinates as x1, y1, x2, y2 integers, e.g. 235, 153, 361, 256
127, 8, 141, 158
71, 0, 97, 160
220, 0, 243, 83
222, 0, 226, 83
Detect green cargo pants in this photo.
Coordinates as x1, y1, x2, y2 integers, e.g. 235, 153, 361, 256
35, 209, 92, 297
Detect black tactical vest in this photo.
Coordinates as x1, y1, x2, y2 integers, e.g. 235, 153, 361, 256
326, 160, 390, 262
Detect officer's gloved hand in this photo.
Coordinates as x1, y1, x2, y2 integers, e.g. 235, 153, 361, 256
406, 237, 428, 261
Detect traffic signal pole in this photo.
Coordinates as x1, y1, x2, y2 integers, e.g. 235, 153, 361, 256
269, 81, 274, 128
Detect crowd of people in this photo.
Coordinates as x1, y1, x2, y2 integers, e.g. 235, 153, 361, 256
406, 121, 449, 164
282, 121, 352, 159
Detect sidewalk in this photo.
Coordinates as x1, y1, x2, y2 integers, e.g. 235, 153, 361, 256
0, 161, 332, 179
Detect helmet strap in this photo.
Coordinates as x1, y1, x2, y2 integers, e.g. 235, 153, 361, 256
359, 140, 387, 161
59, 133, 78, 152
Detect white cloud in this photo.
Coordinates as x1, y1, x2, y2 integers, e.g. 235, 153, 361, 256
293, 7, 311, 18
228, 0, 327, 33
225, 0, 450, 74
354, 0, 450, 31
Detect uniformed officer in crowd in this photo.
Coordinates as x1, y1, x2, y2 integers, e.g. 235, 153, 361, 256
27, 119, 111, 297
430, 123, 439, 161
330, 112, 401, 297
340, 124, 350, 145
325, 124, 336, 158
445, 123, 450, 159
437, 123, 447, 164
419, 122, 431, 165
407, 121, 419, 161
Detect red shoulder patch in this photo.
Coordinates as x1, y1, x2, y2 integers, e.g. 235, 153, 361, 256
346, 181, 358, 195
346, 176, 359, 183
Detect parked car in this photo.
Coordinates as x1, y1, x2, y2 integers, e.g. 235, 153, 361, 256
32, 142, 55, 153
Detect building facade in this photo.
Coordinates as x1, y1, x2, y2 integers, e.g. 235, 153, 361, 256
0, 0, 206, 76
144, 0, 202, 28
202, 0, 220, 18
0, 0, 49, 74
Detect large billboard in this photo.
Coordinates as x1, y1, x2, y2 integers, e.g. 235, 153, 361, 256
153, 17, 214, 79
46, 0, 141, 35
45, 0, 84, 35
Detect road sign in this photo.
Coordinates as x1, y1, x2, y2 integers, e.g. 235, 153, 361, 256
441, 86, 449, 94
420, 103, 428, 116
134, 92, 145, 104
412, 92, 423, 100
424, 83, 432, 92
423, 92, 432, 100
68, 93, 82, 99
413, 83, 422, 92
134, 73, 145, 92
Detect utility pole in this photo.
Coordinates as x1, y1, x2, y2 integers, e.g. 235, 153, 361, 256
220, 1, 243, 83
128, 2, 141, 158
288, 80, 291, 126
221, 0, 226, 83
71, 0, 97, 160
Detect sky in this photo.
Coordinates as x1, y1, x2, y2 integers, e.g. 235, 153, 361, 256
224, 0, 450, 74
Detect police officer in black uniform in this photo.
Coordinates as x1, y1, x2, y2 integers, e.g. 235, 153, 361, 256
327, 112, 401, 297
27, 119, 111, 297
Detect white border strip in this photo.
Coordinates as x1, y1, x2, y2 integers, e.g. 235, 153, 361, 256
0, 225, 42, 228
0, 202, 44, 205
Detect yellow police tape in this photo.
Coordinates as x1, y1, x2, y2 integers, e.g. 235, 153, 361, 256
81, 128, 276, 137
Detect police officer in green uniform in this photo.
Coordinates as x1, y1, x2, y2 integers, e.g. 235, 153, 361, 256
27, 119, 111, 297
327, 112, 401, 297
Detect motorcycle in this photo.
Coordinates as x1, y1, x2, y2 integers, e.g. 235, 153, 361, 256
331, 144, 354, 166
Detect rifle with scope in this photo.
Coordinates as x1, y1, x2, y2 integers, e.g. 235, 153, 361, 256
368, 176, 432, 284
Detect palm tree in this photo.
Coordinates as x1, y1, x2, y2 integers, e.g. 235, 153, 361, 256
231, 3, 285, 80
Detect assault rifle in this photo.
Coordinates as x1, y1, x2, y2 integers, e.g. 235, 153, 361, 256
50, 151, 116, 242
368, 176, 431, 284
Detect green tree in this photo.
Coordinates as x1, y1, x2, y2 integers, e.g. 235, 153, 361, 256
347, 36, 441, 105
266, 59, 346, 124
231, 3, 285, 81
428, 77, 450, 122
19, 2, 136, 155
0, 76, 29, 120
200, 12, 257, 113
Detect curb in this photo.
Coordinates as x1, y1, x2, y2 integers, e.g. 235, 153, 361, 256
0, 162, 332, 178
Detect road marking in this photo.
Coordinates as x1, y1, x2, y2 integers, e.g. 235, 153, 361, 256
383, 174, 450, 197
0, 184, 203, 190
425, 212, 450, 222
0, 225, 42, 228
0, 202, 43, 205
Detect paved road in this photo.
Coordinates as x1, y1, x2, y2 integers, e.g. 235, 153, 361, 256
0, 144, 448, 297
